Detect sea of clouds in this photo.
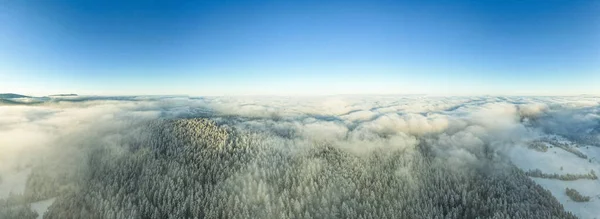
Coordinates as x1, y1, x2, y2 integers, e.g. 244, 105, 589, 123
0, 95, 599, 217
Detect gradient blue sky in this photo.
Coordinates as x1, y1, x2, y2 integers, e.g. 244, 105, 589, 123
1, 0, 598, 96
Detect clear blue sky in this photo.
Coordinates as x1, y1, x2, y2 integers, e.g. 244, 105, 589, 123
1, 0, 598, 96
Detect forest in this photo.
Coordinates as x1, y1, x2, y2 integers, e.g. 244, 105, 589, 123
1, 96, 599, 218
1, 118, 577, 219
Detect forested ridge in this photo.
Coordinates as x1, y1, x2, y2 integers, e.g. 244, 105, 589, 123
13, 118, 573, 218
2, 118, 578, 218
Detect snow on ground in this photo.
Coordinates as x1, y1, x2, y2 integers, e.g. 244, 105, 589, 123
507, 138, 600, 219
581, 145, 600, 164
0, 168, 31, 199
0, 169, 56, 218
533, 178, 600, 219
31, 198, 56, 219
508, 144, 597, 175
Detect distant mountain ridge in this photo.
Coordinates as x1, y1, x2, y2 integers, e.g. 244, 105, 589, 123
0, 93, 150, 106
0, 93, 48, 105
0, 93, 31, 98
49, 94, 78, 97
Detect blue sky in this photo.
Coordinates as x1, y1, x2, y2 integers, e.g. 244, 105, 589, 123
1, 0, 598, 96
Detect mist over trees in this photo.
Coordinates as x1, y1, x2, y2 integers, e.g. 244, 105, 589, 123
1, 95, 599, 218
35, 119, 574, 219
0, 202, 38, 219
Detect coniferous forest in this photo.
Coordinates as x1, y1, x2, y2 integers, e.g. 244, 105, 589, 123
0, 118, 574, 219
2, 96, 599, 219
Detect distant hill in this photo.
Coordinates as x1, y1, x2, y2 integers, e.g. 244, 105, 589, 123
0, 93, 49, 105
48, 94, 78, 97
0, 98, 43, 105
0, 93, 31, 98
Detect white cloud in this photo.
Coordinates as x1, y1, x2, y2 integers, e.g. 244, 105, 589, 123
2, 95, 600, 217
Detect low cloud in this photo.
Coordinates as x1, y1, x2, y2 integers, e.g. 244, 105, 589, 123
1, 95, 599, 218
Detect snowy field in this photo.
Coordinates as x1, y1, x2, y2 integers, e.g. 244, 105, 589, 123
508, 137, 600, 219
534, 178, 600, 219
30, 198, 55, 219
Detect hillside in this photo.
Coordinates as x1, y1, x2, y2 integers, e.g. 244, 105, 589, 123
0, 93, 31, 99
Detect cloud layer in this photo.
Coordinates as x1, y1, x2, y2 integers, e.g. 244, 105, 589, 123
0, 95, 599, 218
